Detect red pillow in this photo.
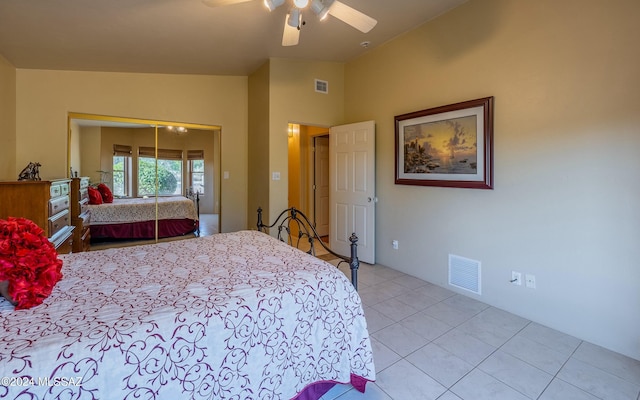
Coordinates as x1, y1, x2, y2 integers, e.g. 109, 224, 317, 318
88, 186, 103, 205
97, 183, 114, 203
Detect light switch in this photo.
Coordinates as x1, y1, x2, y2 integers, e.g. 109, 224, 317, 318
272, 172, 281, 180
223, 171, 230, 179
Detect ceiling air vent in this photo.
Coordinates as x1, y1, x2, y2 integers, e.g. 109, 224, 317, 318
315, 79, 328, 94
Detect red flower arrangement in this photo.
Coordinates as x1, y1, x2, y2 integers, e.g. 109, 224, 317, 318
0, 217, 63, 310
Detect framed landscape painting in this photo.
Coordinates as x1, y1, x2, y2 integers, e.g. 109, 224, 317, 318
395, 96, 494, 189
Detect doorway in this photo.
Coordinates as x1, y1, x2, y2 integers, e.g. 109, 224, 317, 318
313, 135, 329, 237
288, 121, 376, 263
287, 124, 329, 237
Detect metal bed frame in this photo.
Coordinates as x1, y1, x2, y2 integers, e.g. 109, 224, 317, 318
185, 189, 200, 236
257, 207, 360, 290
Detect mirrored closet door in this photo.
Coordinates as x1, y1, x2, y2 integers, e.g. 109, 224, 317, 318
67, 113, 221, 250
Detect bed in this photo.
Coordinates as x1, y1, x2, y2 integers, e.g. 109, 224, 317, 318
0, 228, 375, 399
88, 195, 199, 240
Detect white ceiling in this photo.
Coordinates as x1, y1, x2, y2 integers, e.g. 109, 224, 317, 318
0, 0, 467, 76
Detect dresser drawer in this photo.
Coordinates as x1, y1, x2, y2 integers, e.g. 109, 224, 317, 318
50, 181, 70, 198
50, 184, 62, 198
80, 178, 90, 190
49, 195, 70, 216
60, 183, 69, 196
48, 209, 70, 238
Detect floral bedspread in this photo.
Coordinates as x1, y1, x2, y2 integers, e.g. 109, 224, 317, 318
87, 196, 198, 225
0, 230, 375, 399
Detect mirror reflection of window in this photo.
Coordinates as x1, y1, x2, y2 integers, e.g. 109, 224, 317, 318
112, 144, 133, 197
157, 158, 183, 196
112, 156, 130, 197
188, 150, 205, 195
137, 157, 183, 197
137, 148, 183, 197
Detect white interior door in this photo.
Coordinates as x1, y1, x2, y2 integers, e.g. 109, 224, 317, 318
314, 136, 330, 237
329, 120, 375, 264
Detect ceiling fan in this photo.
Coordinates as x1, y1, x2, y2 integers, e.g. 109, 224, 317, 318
202, 0, 377, 46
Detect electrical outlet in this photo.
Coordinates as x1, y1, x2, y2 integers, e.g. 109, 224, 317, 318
392, 240, 398, 250
525, 274, 536, 289
511, 271, 522, 286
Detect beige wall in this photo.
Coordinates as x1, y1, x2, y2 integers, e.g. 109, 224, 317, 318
345, 0, 640, 360
248, 62, 271, 226
78, 126, 102, 184
268, 58, 344, 221
248, 58, 344, 226
0, 55, 16, 179
68, 119, 81, 177
15, 70, 247, 232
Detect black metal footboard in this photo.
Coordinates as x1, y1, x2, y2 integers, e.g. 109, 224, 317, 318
257, 207, 360, 290
186, 190, 200, 236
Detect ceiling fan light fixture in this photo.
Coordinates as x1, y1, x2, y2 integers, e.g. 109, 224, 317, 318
311, 0, 334, 20
263, 0, 285, 12
287, 8, 302, 28
293, 0, 309, 8
282, 13, 301, 46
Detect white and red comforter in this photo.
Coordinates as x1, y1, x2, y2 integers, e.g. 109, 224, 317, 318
0, 230, 374, 399
87, 196, 198, 225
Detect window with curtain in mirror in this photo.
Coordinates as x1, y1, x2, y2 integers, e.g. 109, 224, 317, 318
138, 147, 183, 197
188, 150, 205, 196
112, 144, 132, 197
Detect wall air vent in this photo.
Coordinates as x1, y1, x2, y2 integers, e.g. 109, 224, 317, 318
448, 254, 481, 295
315, 79, 328, 94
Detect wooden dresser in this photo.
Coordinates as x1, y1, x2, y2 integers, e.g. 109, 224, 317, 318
0, 179, 74, 254
71, 177, 91, 252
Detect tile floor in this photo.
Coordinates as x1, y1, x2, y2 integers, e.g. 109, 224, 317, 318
321, 261, 640, 400
198, 213, 219, 236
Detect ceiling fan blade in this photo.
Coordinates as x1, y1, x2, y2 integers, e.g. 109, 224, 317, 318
282, 15, 300, 46
201, 0, 254, 8
328, 1, 377, 33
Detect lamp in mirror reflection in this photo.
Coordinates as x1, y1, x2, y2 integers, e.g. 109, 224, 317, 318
166, 126, 188, 135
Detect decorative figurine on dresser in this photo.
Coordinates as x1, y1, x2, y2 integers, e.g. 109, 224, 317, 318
17, 161, 42, 181
0, 178, 74, 254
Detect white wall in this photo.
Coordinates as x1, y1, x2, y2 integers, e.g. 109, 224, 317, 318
345, 0, 640, 360
15, 70, 247, 232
